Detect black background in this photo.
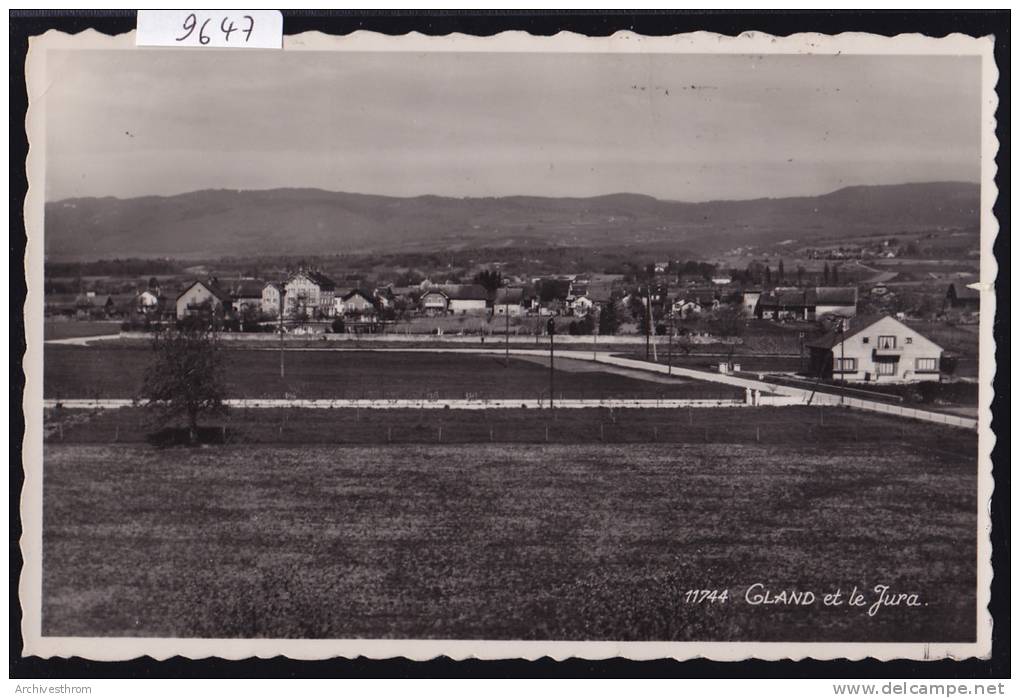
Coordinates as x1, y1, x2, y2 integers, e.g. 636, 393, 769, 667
9, 9, 1010, 680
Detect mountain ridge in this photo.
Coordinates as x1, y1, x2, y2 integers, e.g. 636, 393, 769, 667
45, 181, 980, 260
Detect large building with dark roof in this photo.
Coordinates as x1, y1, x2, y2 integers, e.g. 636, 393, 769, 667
756, 286, 858, 321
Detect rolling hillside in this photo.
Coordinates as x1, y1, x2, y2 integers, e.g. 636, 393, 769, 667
44, 182, 980, 260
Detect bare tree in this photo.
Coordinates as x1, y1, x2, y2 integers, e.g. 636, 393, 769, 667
142, 324, 227, 444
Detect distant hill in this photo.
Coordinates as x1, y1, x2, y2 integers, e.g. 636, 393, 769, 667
44, 181, 980, 260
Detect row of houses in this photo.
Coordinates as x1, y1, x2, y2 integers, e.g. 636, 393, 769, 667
169, 272, 500, 321
47, 267, 978, 334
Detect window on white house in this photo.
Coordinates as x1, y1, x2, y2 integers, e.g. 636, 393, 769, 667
916, 358, 937, 371
877, 362, 896, 376
862, 337, 869, 344
835, 357, 857, 372
905, 337, 913, 344
877, 335, 897, 349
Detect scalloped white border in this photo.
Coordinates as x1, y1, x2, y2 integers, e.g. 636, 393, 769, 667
21, 28, 998, 663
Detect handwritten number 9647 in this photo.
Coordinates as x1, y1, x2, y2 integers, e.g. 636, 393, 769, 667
176, 13, 255, 44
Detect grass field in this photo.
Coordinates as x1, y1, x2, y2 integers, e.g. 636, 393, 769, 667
44, 346, 744, 401
43, 320, 122, 341
43, 434, 977, 641
45, 406, 976, 451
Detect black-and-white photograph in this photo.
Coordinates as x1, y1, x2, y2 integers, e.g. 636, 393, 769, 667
21, 28, 996, 662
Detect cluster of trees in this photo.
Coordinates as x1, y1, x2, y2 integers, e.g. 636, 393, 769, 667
46, 258, 182, 278
729, 259, 847, 287
472, 269, 503, 294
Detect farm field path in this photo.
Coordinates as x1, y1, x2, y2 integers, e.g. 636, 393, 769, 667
45, 334, 122, 346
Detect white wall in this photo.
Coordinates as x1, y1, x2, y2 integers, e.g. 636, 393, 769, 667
449, 299, 487, 314
175, 283, 221, 319
832, 316, 942, 383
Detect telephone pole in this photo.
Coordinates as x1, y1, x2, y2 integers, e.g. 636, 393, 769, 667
278, 286, 285, 378
667, 311, 674, 376
504, 288, 511, 368
644, 286, 652, 361
547, 317, 556, 410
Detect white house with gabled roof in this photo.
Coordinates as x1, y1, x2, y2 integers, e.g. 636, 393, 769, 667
805, 314, 943, 384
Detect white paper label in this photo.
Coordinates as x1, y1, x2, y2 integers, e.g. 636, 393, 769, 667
136, 10, 282, 49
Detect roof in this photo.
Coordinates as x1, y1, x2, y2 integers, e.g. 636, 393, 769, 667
229, 279, 266, 298
569, 282, 590, 296
757, 289, 807, 308
804, 313, 892, 350
288, 270, 337, 291
758, 286, 858, 308
808, 286, 858, 306
176, 280, 232, 303
948, 281, 980, 300
536, 278, 572, 301
342, 288, 376, 303
442, 284, 489, 301
495, 287, 525, 304
587, 281, 615, 303
676, 290, 718, 305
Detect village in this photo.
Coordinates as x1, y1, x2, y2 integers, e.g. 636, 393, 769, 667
45, 253, 981, 392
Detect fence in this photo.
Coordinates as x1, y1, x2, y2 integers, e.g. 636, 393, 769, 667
835, 396, 978, 430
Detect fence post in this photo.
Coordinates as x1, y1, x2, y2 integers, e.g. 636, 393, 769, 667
545, 426, 549, 442
756, 426, 760, 443
600, 423, 605, 442
489, 425, 494, 442
438, 425, 442, 443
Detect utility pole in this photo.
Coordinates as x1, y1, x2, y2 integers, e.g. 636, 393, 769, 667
547, 317, 556, 410
644, 286, 651, 361
278, 286, 285, 378
504, 288, 510, 368
667, 311, 674, 376
839, 318, 847, 401
592, 304, 600, 361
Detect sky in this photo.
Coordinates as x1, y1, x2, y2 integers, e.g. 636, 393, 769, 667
43, 50, 982, 202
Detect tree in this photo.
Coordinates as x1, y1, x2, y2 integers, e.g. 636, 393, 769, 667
239, 304, 261, 332
832, 264, 840, 284
796, 265, 805, 286
705, 304, 746, 340
823, 262, 831, 285
473, 269, 503, 295
705, 304, 746, 365
764, 265, 772, 286
142, 325, 227, 444
627, 293, 647, 323
598, 300, 622, 335
778, 258, 785, 283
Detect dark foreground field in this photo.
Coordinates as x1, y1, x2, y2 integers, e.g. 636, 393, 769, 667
44, 345, 742, 401
46, 405, 975, 450
43, 417, 976, 642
